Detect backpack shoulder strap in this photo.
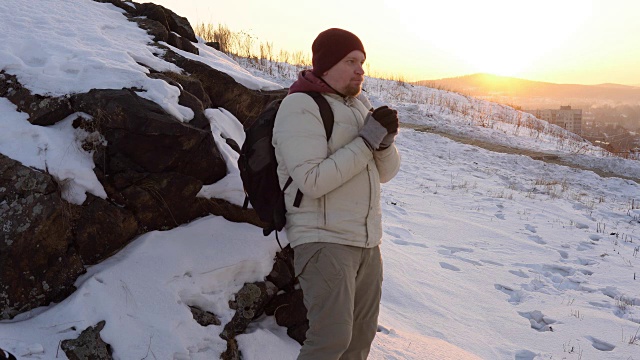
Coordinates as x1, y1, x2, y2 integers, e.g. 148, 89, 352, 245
291, 92, 335, 209
303, 91, 334, 140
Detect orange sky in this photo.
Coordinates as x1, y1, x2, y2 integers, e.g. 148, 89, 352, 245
151, 0, 640, 86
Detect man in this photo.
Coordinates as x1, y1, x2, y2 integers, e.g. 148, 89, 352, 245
273, 28, 401, 360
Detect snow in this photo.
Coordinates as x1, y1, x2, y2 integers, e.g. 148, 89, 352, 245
166, 40, 282, 91
0, 98, 106, 204
1, 0, 640, 359
0, 0, 280, 203
197, 108, 246, 205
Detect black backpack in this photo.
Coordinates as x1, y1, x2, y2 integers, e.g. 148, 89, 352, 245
237, 91, 334, 248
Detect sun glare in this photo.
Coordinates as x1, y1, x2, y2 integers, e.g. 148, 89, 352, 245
385, 0, 592, 79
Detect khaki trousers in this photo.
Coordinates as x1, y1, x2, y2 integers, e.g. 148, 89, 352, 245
294, 242, 383, 360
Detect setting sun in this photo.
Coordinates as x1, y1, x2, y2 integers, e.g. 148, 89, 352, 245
385, 0, 593, 79
150, 0, 640, 85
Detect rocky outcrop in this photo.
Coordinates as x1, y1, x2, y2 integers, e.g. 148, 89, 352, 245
219, 246, 309, 350
164, 50, 288, 126
0, 0, 278, 318
0, 1, 307, 349
96, 0, 198, 54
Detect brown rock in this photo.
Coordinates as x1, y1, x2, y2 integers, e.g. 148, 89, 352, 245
118, 172, 207, 231
72, 195, 138, 265
0, 72, 73, 126
163, 50, 288, 126
0, 154, 84, 319
61, 321, 113, 360
221, 281, 278, 340
71, 89, 226, 185
132, 17, 168, 43
190, 305, 221, 326
136, 3, 197, 43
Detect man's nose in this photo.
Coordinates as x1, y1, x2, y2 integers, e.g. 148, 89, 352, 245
355, 63, 364, 75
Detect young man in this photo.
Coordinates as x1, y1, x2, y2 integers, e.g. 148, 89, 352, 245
273, 28, 401, 360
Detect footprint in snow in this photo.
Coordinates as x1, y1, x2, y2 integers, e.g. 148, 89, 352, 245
385, 226, 413, 240
495, 213, 506, 220
439, 246, 474, 255
376, 325, 395, 335
524, 224, 537, 233
514, 350, 537, 360
518, 310, 557, 332
480, 259, 503, 266
509, 269, 530, 278
457, 257, 483, 267
577, 241, 595, 251
576, 258, 598, 266
495, 284, 523, 305
387, 204, 408, 217
391, 239, 427, 248
586, 336, 615, 351
528, 235, 547, 245
439, 262, 461, 272
575, 222, 589, 230
557, 250, 569, 259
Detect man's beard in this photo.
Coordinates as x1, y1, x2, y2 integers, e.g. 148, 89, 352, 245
343, 83, 362, 97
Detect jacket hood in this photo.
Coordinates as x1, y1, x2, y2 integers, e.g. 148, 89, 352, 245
288, 70, 337, 95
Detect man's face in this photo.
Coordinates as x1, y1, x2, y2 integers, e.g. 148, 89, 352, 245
322, 50, 365, 97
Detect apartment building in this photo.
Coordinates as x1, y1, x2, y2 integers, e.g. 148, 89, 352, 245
524, 106, 583, 135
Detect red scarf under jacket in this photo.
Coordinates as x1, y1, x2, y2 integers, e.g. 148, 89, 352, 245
288, 70, 337, 95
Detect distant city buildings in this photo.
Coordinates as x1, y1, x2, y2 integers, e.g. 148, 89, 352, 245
523, 106, 583, 135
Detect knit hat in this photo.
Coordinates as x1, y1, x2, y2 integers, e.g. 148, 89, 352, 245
312, 28, 366, 76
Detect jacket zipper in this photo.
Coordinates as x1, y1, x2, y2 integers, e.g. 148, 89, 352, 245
323, 195, 327, 226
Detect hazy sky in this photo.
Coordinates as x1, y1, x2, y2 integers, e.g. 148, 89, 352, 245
150, 0, 640, 85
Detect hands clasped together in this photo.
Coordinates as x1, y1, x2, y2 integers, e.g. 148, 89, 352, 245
359, 105, 399, 150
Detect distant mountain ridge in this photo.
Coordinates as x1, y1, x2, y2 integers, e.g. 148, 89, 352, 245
415, 73, 640, 107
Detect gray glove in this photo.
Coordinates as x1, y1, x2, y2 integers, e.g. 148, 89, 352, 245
359, 113, 387, 150
378, 131, 398, 150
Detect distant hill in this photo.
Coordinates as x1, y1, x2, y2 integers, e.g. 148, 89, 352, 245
415, 73, 640, 108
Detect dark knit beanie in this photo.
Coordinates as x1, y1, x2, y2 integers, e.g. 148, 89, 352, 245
312, 28, 366, 76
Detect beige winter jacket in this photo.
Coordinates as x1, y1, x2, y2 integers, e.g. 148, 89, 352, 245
273, 92, 401, 248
